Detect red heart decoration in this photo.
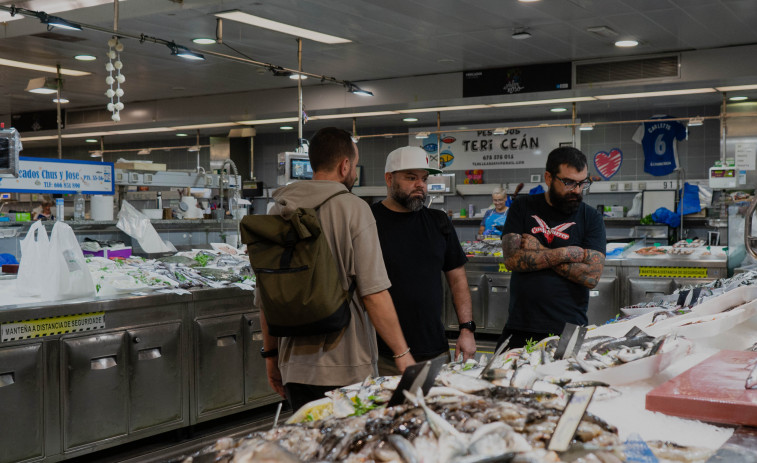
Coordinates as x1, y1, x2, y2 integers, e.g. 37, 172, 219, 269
594, 148, 623, 180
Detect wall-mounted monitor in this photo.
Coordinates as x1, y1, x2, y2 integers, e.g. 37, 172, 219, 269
277, 152, 313, 185
427, 173, 456, 195
0, 127, 21, 177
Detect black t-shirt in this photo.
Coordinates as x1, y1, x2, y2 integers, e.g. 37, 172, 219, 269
371, 202, 468, 357
503, 194, 606, 334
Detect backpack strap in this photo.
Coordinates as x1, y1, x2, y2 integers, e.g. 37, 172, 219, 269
314, 190, 349, 210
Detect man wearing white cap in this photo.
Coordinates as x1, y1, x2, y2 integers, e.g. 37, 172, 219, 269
371, 146, 476, 374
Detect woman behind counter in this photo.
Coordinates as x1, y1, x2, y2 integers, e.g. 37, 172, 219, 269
31, 198, 54, 221
478, 187, 509, 237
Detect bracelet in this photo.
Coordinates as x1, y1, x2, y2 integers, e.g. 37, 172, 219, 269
393, 347, 411, 359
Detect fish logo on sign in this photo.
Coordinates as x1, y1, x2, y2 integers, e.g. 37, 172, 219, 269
593, 148, 623, 180
531, 215, 575, 244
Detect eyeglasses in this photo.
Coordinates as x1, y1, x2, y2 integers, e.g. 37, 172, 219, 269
554, 175, 592, 192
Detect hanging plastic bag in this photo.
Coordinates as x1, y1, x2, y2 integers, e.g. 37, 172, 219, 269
652, 207, 680, 228
677, 182, 701, 215
47, 222, 96, 301
116, 200, 175, 253
16, 221, 50, 297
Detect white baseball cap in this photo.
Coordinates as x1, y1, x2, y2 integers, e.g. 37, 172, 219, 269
384, 146, 443, 174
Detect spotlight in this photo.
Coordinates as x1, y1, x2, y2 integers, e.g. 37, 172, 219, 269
415, 132, 430, 139
167, 42, 205, 61
25, 77, 59, 94
137, 148, 151, 155
38, 13, 82, 31
579, 123, 595, 131
688, 117, 704, 127
512, 30, 532, 40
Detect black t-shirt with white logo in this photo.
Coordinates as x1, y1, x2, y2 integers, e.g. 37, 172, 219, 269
502, 193, 606, 334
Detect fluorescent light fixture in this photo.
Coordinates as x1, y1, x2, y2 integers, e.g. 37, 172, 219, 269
415, 132, 430, 139
493, 127, 507, 135
289, 74, 308, 80
345, 81, 373, 96
512, 31, 532, 40
615, 40, 638, 47
403, 117, 419, 122
187, 145, 201, 152
52, 98, 69, 104
176, 133, 188, 137
729, 96, 748, 101
279, 126, 294, 130
0, 58, 89, 76
172, 122, 239, 130
38, 13, 82, 31
215, 10, 351, 44
85, 139, 98, 143
579, 123, 595, 131
716, 84, 757, 92
688, 117, 704, 127
595, 88, 716, 100
192, 38, 216, 45
25, 77, 58, 94
167, 43, 205, 61
586, 26, 618, 38
398, 104, 491, 113
235, 117, 299, 125
309, 111, 399, 120
137, 148, 151, 155
74, 54, 96, 61
550, 107, 567, 112
90, 151, 103, 158
489, 96, 596, 107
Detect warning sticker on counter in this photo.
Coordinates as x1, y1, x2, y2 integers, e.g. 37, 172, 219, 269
498, 263, 511, 273
1, 311, 105, 342
638, 267, 708, 278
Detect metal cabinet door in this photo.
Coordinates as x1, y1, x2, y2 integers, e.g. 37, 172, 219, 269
587, 276, 619, 325
485, 273, 511, 332
244, 313, 276, 404
128, 323, 184, 433
61, 332, 128, 450
0, 343, 44, 463
628, 278, 676, 305
194, 315, 244, 418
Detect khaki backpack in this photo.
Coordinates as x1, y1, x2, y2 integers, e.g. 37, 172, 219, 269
240, 191, 355, 337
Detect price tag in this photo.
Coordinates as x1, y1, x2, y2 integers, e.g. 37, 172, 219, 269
554, 323, 587, 360
639, 266, 707, 278
548, 387, 596, 452
387, 355, 446, 407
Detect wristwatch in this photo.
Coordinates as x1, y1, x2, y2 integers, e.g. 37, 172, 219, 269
459, 320, 476, 333
260, 347, 278, 358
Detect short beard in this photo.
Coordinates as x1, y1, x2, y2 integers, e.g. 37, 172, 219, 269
548, 184, 583, 215
391, 182, 426, 212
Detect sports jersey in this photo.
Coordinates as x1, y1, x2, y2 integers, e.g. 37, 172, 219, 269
632, 115, 687, 176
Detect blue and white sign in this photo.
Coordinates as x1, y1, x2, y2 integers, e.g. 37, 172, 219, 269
0, 157, 114, 194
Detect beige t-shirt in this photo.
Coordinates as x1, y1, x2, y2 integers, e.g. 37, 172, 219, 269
263, 180, 390, 386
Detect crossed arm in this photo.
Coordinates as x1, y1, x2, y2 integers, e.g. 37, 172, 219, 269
502, 233, 605, 288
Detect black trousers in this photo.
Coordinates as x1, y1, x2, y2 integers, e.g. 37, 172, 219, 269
284, 382, 341, 412
496, 328, 551, 350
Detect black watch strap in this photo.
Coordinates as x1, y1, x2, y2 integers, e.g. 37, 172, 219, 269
459, 320, 476, 333
260, 347, 278, 358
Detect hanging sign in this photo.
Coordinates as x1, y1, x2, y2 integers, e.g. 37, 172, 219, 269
735, 143, 757, 171
594, 148, 623, 180
0, 157, 114, 194
463, 62, 572, 98
410, 121, 577, 171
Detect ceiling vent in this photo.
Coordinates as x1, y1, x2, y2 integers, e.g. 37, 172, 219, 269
575, 54, 679, 86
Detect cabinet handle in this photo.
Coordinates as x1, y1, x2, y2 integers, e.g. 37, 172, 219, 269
138, 347, 162, 361
216, 334, 237, 347
91, 356, 118, 370
0, 373, 14, 387
133, 337, 141, 344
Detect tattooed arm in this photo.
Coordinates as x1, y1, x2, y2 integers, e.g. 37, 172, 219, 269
502, 233, 586, 272
552, 250, 606, 288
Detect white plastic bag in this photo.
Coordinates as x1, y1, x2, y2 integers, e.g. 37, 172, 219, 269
16, 221, 50, 297
47, 222, 96, 301
116, 200, 175, 253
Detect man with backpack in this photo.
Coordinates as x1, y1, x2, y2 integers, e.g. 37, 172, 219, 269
371, 146, 476, 375
254, 127, 415, 411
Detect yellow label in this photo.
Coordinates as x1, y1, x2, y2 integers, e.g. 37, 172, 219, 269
498, 263, 511, 273
638, 266, 707, 278
1, 311, 106, 342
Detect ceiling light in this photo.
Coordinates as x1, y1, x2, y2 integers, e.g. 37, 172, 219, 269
192, 38, 216, 45
280, 126, 294, 131
187, 145, 201, 152
52, 98, 69, 104
489, 96, 596, 107
403, 117, 419, 122
415, 132, 430, 139
167, 42, 205, 61
74, 54, 96, 61
579, 123, 595, 131
518, 0, 540, 2
90, 151, 103, 158
688, 117, 704, 127
493, 127, 507, 135
25, 77, 59, 94
0, 58, 89, 76
729, 96, 748, 101
85, 139, 98, 143
345, 81, 374, 97
512, 30, 532, 40
550, 107, 567, 112
289, 74, 308, 80
137, 148, 151, 155
595, 88, 716, 100
398, 104, 490, 113
615, 40, 639, 48
716, 84, 757, 92
176, 133, 188, 137
215, 10, 351, 44
37, 13, 82, 31
308, 111, 399, 120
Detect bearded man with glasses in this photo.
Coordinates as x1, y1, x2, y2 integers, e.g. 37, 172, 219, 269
496, 147, 606, 350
